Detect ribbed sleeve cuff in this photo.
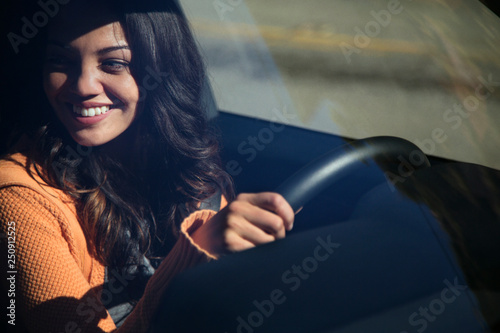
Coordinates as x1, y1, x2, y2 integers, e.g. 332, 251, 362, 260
179, 209, 219, 260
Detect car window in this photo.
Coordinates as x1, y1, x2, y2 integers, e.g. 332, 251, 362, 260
179, 0, 500, 170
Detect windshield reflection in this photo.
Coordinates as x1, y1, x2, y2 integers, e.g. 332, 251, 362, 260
181, 0, 500, 169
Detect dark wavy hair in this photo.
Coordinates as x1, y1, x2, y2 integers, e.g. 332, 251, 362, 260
1, 0, 233, 280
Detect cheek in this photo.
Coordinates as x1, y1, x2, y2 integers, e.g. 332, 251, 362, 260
43, 72, 67, 101
118, 78, 141, 106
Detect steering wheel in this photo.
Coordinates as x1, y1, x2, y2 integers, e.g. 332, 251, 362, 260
274, 136, 430, 212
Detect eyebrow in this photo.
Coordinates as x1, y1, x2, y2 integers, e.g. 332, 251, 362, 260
96, 45, 131, 56
47, 40, 130, 55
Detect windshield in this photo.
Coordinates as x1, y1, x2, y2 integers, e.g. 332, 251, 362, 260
180, 0, 500, 170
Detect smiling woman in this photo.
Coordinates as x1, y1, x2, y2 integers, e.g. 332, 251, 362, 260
43, 20, 139, 147
0, 0, 294, 332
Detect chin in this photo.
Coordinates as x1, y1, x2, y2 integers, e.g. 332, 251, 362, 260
70, 132, 113, 147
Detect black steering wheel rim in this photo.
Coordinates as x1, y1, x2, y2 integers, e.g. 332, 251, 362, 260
274, 136, 430, 212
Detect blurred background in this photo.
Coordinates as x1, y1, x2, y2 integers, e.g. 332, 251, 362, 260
180, 0, 500, 170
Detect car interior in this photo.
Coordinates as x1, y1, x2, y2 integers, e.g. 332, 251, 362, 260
146, 1, 500, 331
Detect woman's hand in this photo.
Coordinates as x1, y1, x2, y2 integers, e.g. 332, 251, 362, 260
191, 192, 294, 257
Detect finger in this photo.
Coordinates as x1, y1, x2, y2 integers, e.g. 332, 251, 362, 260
224, 227, 273, 252
247, 209, 287, 239
239, 192, 295, 231
226, 208, 284, 240
226, 232, 255, 252
227, 199, 287, 238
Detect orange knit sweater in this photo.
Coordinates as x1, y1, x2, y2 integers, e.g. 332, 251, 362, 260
0, 152, 222, 332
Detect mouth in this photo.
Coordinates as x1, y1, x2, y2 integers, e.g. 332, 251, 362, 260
71, 104, 114, 117
65, 102, 118, 125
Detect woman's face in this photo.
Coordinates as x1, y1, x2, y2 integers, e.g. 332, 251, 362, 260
43, 10, 140, 147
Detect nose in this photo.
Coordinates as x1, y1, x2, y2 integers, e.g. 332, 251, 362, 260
71, 64, 103, 97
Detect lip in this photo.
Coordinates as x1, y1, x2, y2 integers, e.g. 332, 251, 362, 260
67, 103, 115, 125
75, 102, 115, 108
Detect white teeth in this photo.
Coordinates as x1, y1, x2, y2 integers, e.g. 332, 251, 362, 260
73, 105, 111, 117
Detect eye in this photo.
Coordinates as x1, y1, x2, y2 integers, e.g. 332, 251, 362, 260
100, 60, 130, 73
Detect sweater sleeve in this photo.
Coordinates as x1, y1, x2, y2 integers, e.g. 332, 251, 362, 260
0, 185, 219, 333
117, 209, 218, 332
0, 185, 114, 332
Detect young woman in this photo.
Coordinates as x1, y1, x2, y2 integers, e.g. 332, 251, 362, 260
0, 0, 294, 331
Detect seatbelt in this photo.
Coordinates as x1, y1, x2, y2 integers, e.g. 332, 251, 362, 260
199, 189, 222, 212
